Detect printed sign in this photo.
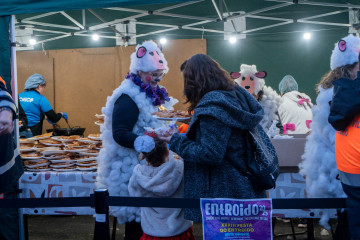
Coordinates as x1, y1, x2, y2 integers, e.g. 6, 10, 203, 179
200, 198, 272, 240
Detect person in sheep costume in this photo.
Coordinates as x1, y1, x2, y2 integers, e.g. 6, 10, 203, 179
300, 34, 360, 232
231, 64, 282, 133
96, 40, 177, 232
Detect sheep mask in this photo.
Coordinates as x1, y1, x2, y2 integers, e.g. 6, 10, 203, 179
330, 34, 360, 70
231, 64, 267, 95
129, 40, 169, 83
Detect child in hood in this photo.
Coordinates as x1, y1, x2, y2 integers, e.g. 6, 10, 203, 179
128, 138, 195, 240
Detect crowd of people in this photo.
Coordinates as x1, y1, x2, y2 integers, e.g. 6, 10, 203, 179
1, 34, 360, 240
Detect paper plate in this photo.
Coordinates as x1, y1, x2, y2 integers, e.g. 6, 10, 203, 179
43, 155, 64, 160
77, 138, 100, 144
64, 148, 89, 153
79, 152, 99, 156
76, 166, 97, 171
26, 168, 50, 172
41, 142, 63, 147
88, 136, 101, 141
49, 159, 75, 164
25, 162, 49, 168
94, 121, 103, 126
76, 157, 97, 162
95, 114, 105, 119
20, 148, 36, 152
76, 162, 97, 167
41, 150, 66, 155
51, 136, 75, 142
52, 168, 76, 172
20, 139, 36, 144
21, 156, 43, 160
50, 163, 75, 168
27, 136, 51, 141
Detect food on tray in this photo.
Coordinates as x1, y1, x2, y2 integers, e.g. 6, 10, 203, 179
84, 149, 99, 153
77, 160, 97, 165
20, 143, 34, 149
58, 135, 81, 140
29, 165, 49, 170
39, 139, 62, 145
66, 141, 87, 147
39, 147, 61, 152
50, 161, 73, 166
152, 110, 191, 119
36, 132, 53, 138
23, 159, 48, 166
88, 133, 101, 138
34, 143, 48, 148
21, 152, 42, 157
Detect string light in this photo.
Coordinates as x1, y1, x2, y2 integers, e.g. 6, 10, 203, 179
92, 33, 99, 41
160, 37, 167, 44
303, 32, 311, 40
229, 36, 237, 44
29, 38, 37, 45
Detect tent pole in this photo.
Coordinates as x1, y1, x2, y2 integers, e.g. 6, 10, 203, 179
10, 14, 24, 240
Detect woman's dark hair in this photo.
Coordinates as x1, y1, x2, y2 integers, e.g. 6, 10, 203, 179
182, 54, 234, 111
180, 60, 187, 72
140, 138, 168, 167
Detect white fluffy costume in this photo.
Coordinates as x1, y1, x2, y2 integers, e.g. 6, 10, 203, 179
128, 157, 192, 237
300, 87, 345, 228
96, 41, 176, 224
231, 64, 282, 132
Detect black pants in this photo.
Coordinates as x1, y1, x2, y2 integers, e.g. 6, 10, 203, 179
125, 221, 143, 240
342, 183, 360, 240
0, 184, 20, 240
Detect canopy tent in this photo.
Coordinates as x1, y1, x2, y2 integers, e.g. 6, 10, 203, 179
5, 0, 360, 101
1, 0, 360, 99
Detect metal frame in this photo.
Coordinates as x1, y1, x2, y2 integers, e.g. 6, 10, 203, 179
14, 0, 359, 46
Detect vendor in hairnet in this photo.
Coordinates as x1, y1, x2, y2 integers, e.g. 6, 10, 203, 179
19, 74, 68, 136
277, 75, 313, 134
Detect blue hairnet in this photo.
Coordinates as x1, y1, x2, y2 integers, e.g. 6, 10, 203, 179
24, 74, 45, 90
279, 75, 298, 94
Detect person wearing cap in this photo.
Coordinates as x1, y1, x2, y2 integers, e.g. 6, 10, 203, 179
19, 74, 68, 136
277, 75, 313, 134
0, 76, 24, 239
327, 34, 360, 239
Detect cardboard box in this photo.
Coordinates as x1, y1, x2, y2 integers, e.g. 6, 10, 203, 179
271, 136, 307, 167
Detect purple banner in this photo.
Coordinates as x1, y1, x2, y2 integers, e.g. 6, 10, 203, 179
200, 198, 272, 240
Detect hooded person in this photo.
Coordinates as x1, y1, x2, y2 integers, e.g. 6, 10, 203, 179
96, 40, 177, 239
159, 54, 266, 223
19, 73, 68, 136
231, 64, 282, 133
300, 35, 360, 236
277, 75, 313, 134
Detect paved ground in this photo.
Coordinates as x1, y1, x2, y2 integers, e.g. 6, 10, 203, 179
25, 215, 336, 240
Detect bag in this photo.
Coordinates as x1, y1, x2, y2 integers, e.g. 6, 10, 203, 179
243, 124, 280, 190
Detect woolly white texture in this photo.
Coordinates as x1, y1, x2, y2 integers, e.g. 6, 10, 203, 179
128, 157, 192, 237
96, 79, 173, 224
278, 91, 313, 134
235, 64, 265, 95
330, 34, 360, 70
134, 135, 155, 153
130, 40, 169, 74
259, 86, 282, 132
299, 87, 345, 229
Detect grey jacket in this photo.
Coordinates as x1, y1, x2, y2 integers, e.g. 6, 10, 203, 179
170, 85, 266, 222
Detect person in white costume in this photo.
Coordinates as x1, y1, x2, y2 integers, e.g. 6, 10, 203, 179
300, 35, 360, 237
277, 75, 313, 134
231, 64, 282, 133
96, 40, 177, 239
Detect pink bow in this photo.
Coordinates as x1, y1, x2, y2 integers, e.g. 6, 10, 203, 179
306, 120, 312, 129
283, 123, 296, 134
298, 98, 310, 105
